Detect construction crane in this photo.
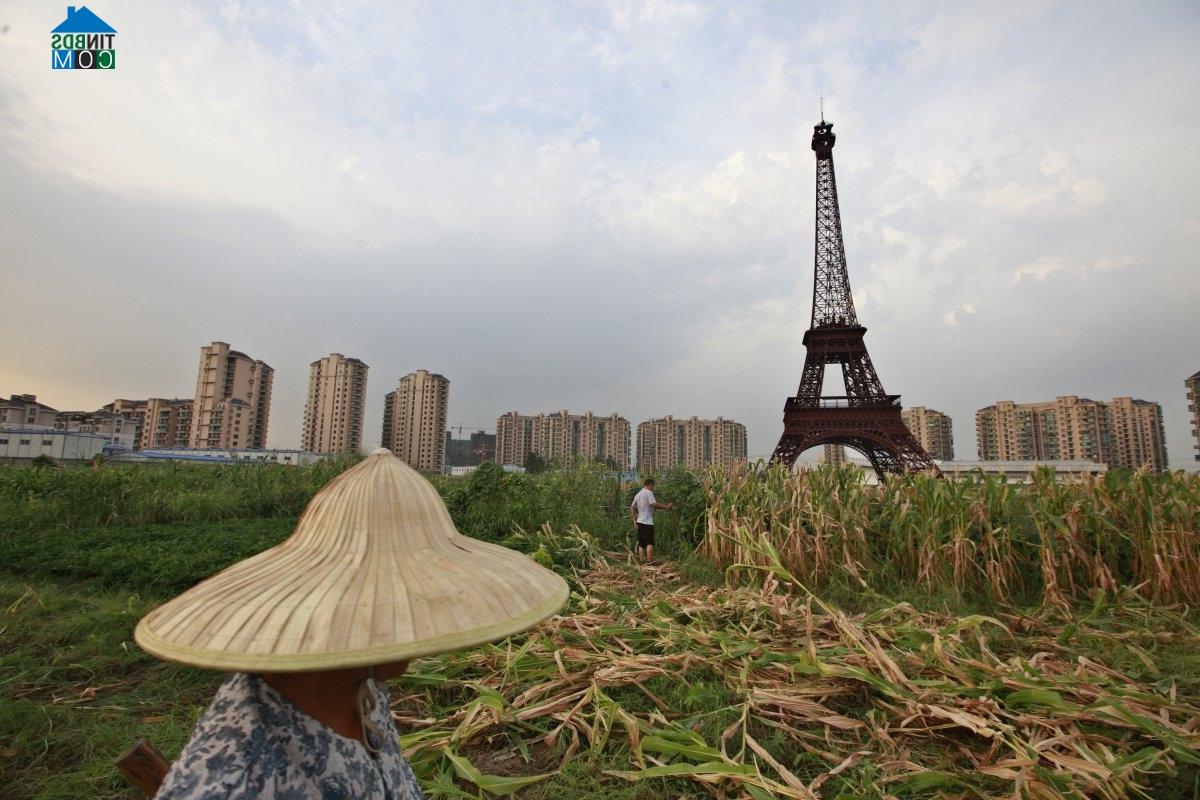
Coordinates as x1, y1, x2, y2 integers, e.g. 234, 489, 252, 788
447, 424, 494, 465
448, 424, 488, 439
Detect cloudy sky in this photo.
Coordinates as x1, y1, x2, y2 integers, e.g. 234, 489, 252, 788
1, 1, 1198, 465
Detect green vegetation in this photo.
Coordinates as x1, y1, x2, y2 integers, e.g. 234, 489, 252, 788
1, 459, 1198, 799
0, 518, 293, 595
0, 578, 221, 800
0, 456, 362, 533
431, 461, 704, 558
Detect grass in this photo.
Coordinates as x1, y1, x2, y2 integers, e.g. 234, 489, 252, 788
0, 577, 220, 800
0, 455, 362, 533
0, 518, 293, 595
1, 460, 1198, 798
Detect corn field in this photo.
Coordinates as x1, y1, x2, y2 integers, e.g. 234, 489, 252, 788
701, 464, 1200, 608
398, 557, 1200, 799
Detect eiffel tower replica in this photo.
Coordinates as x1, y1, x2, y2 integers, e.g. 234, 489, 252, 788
771, 118, 939, 478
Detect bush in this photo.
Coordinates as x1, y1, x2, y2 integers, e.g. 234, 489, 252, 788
434, 461, 627, 546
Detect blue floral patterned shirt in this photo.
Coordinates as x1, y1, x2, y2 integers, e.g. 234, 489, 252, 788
155, 673, 423, 799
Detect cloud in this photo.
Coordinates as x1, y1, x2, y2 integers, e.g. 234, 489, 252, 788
943, 303, 977, 327
1011, 253, 1142, 285
983, 152, 1108, 213
1011, 256, 1068, 284
1092, 254, 1141, 272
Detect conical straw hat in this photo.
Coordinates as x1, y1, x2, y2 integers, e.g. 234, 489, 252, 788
135, 449, 569, 672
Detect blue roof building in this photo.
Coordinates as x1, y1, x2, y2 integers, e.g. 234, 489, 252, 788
52, 6, 116, 34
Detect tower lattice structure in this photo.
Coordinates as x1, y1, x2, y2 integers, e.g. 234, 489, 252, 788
771, 120, 939, 478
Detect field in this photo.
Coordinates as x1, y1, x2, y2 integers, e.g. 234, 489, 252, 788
1, 460, 1198, 799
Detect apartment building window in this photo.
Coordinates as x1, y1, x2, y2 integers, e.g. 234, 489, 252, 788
20, 439, 31, 446
42, 440, 53, 446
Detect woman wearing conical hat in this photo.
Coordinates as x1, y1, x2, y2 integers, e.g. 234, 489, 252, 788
137, 449, 569, 799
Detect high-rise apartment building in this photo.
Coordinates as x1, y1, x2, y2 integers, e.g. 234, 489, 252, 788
635, 416, 747, 471
301, 354, 368, 454
976, 397, 1107, 463
1187, 371, 1200, 462
901, 406, 954, 461
976, 395, 1166, 472
189, 341, 274, 449
496, 413, 535, 467
977, 401, 1031, 461
104, 399, 147, 445
382, 370, 449, 472
496, 411, 631, 470
100, 398, 193, 450
1107, 397, 1167, 472
140, 398, 194, 449
822, 444, 847, 466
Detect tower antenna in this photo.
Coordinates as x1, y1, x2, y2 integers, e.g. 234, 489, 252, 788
820, 94, 824, 123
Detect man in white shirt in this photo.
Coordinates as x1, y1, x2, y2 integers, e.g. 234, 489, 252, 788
629, 477, 673, 563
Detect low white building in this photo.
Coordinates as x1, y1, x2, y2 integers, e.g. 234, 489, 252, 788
934, 459, 1108, 482
109, 447, 323, 466
0, 426, 134, 461
825, 456, 1108, 484
450, 464, 528, 476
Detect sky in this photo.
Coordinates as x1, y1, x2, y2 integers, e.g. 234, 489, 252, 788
1, 1, 1198, 465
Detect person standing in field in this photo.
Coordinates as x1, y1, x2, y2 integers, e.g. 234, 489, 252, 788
630, 477, 673, 563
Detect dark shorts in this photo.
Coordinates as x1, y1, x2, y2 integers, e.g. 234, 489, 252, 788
636, 523, 655, 548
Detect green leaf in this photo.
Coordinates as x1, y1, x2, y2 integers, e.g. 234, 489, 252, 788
442, 748, 556, 796
640, 733, 725, 763
943, 614, 1009, 635
1055, 623, 1078, 645
893, 770, 962, 794
400, 671, 449, 687
466, 682, 508, 712
400, 729, 450, 749
607, 760, 758, 780
1004, 688, 1077, 711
